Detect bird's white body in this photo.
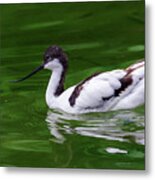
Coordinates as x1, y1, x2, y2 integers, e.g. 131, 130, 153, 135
45, 59, 144, 114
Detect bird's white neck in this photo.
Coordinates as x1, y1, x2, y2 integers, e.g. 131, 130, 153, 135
45, 66, 65, 108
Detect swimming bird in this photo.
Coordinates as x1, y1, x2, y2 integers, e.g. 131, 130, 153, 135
13, 45, 145, 114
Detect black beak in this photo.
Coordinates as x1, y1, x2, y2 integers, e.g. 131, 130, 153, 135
11, 64, 44, 83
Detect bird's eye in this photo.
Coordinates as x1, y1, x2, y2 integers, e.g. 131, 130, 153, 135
46, 55, 50, 59
45, 55, 51, 62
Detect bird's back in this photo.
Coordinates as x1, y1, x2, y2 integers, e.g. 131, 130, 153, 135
67, 60, 144, 113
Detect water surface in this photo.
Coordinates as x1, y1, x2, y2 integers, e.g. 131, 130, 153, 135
0, 1, 145, 169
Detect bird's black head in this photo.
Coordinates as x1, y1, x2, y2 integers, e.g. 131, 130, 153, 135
11, 45, 68, 83
44, 45, 68, 70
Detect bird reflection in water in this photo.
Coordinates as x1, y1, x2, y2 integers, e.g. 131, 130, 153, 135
45, 109, 144, 145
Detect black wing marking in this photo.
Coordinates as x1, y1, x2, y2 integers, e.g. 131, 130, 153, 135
69, 72, 101, 106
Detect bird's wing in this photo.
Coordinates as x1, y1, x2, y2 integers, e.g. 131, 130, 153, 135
69, 69, 127, 110
68, 61, 144, 111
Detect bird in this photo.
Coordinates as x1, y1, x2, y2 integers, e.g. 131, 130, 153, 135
13, 45, 145, 114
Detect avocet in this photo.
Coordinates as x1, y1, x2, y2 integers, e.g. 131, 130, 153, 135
13, 45, 144, 114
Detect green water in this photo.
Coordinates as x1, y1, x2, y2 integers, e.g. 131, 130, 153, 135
0, 1, 145, 169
